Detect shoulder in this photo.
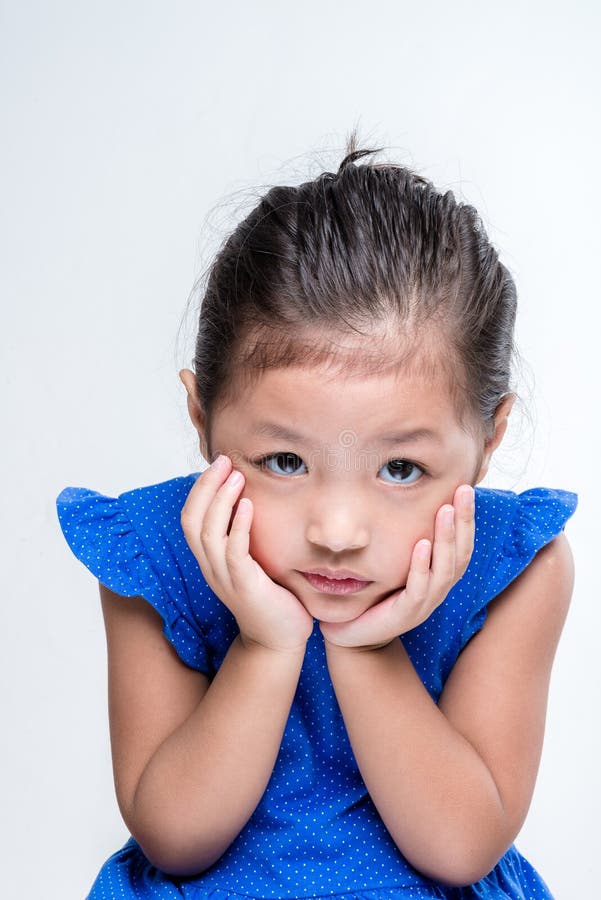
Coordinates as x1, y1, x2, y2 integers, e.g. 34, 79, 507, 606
484, 529, 575, 650
55, 471, 203, 603
117, 471, 201, 531
474, 484, 578, 560
462, 484, 578, 641
56, 471, 226, 674
56, 471, 201, 536
56, 471, 202, 557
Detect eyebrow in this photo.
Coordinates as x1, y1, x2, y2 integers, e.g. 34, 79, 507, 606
250, 421, 442, 446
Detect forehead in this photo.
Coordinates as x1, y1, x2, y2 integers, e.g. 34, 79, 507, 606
247, 361, 448, 408
231, 324, 455, 397
215, 356, 463, 445
207, 320, 481, 447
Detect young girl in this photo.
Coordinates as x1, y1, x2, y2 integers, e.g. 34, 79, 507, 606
56, 139, 577, 900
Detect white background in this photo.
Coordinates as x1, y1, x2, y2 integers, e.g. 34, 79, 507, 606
2, 2, 599, 898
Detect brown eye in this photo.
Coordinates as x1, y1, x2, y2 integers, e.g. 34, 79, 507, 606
255, 452, 306, 476
380, 459, 424, 485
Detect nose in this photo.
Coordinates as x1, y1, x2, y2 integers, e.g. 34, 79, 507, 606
305, 491, 370, 552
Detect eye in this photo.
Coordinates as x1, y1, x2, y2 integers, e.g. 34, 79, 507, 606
379, 459, 425, 486
253, 452, 426, 485
254, 452, 307, 476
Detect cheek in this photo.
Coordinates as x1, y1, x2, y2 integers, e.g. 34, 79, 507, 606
244, 497, 291, 575
384, 507, 438, 574
389, 500, 437, 541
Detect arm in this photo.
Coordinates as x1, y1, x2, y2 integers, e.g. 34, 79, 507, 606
100, 584, 304, 877
324, 532, 575, 887
95, 457, 311, 875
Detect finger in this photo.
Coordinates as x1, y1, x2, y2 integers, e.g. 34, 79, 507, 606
180, 455, 232, 565
403, 538, 432, 607
201, 468, 248, 584
453, 484, 476, 576
202, 466, 246, 542
181, 456, 232, 534
429, 504, 456, 600
225, 496, 253, 575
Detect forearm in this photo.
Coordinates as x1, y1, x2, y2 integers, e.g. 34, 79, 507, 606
132, 634, 305, 875
325, 638, 507, 886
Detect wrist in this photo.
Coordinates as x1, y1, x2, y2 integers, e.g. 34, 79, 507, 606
324, 637, 409, 682
322, 635, 397, 655
237, 632, 308, 662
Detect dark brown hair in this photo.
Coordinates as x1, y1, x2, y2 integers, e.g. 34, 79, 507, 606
186, 132, 519, 458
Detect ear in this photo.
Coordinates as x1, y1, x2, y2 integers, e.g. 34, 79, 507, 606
473, 393, 516, 485
179, 368, 210, 459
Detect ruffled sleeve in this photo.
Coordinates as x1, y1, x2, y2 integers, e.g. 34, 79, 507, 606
56, 484, 212, 674
460, 486, 578, 649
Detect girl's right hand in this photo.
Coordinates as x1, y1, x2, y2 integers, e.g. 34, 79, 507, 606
180, 455, 314, 654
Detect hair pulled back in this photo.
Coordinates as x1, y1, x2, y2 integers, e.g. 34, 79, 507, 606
191, 133, 518, 454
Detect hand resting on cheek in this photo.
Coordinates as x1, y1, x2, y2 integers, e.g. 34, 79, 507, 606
319, 484, 476, 651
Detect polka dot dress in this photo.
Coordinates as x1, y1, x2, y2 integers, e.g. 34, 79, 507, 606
56, 475, 578, 900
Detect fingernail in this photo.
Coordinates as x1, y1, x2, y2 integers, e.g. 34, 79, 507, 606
460, 487, 474, 510
212, 454, 228, 469
443, 506, 455, 526
418, 540, 431, 558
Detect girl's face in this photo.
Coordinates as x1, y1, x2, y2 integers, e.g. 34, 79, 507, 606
185, 360, 499, 625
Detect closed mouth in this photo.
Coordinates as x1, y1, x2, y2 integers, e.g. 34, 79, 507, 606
302, 568, 370, 581
299, 571, 372, 595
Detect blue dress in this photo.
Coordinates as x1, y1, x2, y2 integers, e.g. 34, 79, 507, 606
55, 473, 578, 900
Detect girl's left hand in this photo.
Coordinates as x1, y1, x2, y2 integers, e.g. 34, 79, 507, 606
320, 484, 475, 651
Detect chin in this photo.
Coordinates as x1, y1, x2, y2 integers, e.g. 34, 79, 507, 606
301, 597, 372, 624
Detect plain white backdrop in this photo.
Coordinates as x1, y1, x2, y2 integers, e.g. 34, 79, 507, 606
1, 2, 599, 897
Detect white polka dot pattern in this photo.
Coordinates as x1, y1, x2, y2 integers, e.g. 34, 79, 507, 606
55, 475, 577, 899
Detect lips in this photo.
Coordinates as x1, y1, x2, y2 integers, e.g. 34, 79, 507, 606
300, 570, 372, 595
303, 567, 369, 580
